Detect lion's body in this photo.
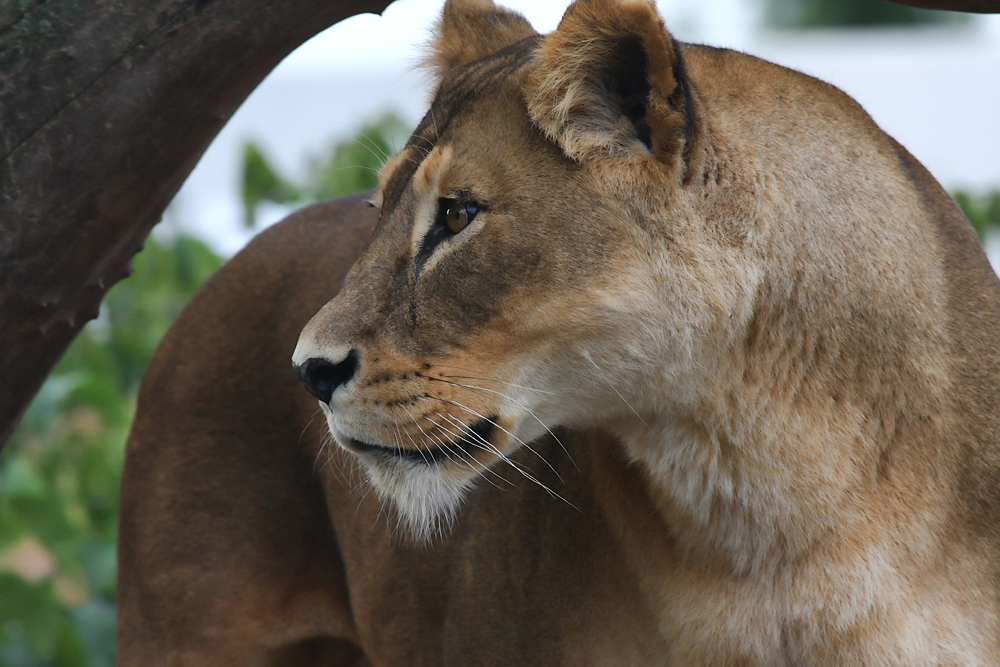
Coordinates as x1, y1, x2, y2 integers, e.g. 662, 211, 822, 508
119, 0, 1000, 664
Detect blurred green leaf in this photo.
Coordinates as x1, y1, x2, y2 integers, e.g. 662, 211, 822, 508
71, 601, 115, 667
2, 459, 47, 503
0, 575, 61, 658
241, 143, 301, 228
765, 0, 966, 29
53, 621, 88, 667
239, 113, 410, 227
955, 190, 1000, 242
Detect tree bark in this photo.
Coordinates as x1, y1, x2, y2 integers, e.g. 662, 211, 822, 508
0, 0, 391, 449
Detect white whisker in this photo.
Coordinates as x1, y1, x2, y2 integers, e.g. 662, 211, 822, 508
356, 133, 390, 163
434, 365, 558, 396
429, 402, 579, 512
435, 395, 565, 483
582, 350, 651, 431
427, 413, 514, 490
399, 404, 434, 467
428, 376, 576, 471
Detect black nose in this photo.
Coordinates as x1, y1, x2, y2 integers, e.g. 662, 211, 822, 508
294, 349, 360, 404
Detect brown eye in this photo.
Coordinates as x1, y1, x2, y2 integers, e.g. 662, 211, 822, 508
420, 198, 482, 266
444, 200, 478, 234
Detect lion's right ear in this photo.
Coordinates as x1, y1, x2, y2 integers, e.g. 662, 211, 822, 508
423, 0, 538, 77
525, 0, 702, 182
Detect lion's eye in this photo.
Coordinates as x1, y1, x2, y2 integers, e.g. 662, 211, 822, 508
439, 198, 478, 235
418, 196, 482, 267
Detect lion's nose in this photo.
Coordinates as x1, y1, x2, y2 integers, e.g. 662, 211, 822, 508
293, 349, 360, 404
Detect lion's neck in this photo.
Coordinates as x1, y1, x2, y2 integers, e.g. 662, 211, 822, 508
607, 385, 931, 575
589, 410, 995, 665
614, 419, 818, 574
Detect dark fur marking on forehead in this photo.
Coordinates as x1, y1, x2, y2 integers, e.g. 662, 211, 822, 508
379, 35, 542, 216
672, 41, 697, 181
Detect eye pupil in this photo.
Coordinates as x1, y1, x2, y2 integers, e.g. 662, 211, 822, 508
445, 200, 477, 234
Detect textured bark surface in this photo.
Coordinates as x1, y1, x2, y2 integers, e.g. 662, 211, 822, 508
0, 0, 390, 449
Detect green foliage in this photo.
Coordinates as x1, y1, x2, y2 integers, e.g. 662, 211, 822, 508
0, 235, 223, 667
765, 0, 966, 29
240, 112, 410, 226
954, 190, 1000, 242
241, 143, 301, 228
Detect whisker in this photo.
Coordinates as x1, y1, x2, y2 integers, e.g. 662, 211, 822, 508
434, 395, 565, 483
301, 408, 322, 447
372, 495, 389, 535
389, 127, 399, 157
433, 365, 557, 396
409, 129, 437, 149
403, 140, 431, 160
355, 133, 390, 163
436, 411, 534, 480
318, 164, 381, 178
312, 425, 328, 475
582, 350, 652, 431
421, 414, 471, 468
429, 402, 579, 512
316, 430, 337, 475
427, 376, 576, 471
415, 410, 467, 469
402, 406, 510, 493
399, 404, 434, 467
427, 414, 514, 490
325, 433, 358, 494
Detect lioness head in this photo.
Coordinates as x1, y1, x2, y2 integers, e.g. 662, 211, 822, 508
293, 0, 980, 549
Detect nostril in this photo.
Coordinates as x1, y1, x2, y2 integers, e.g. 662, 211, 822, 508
294, 350, 360, 404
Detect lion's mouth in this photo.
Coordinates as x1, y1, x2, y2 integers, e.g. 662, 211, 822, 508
343, 418, 497, 465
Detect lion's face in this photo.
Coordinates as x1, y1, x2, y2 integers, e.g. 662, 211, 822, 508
293, 0, 762, 539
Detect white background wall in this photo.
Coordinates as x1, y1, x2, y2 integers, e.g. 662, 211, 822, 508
163, 0, 1000, 258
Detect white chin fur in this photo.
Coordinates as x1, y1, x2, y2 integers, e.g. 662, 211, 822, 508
322, 405, 480, 542
364, 459, 477, 544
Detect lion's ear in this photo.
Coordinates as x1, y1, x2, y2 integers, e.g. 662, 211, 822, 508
526, 0, 701, 179
424, 0, 538, 75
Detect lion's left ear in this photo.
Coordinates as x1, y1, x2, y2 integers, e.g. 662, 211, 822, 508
424, 0, 538, 76
525, 0, 702, 180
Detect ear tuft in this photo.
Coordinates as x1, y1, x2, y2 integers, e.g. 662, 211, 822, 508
525, 0, 698, 176
423, 0, 538, 78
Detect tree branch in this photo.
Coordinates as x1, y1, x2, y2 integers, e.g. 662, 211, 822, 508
0, 0, 390, 448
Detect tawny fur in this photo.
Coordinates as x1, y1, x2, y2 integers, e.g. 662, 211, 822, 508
119, 0, 1000, 664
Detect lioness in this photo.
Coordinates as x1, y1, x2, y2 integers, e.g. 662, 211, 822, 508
119, 0, 1000, 664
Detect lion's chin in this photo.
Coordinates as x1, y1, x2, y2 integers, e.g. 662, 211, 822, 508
362, 457, 478, 544
320, 407, 511, 541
